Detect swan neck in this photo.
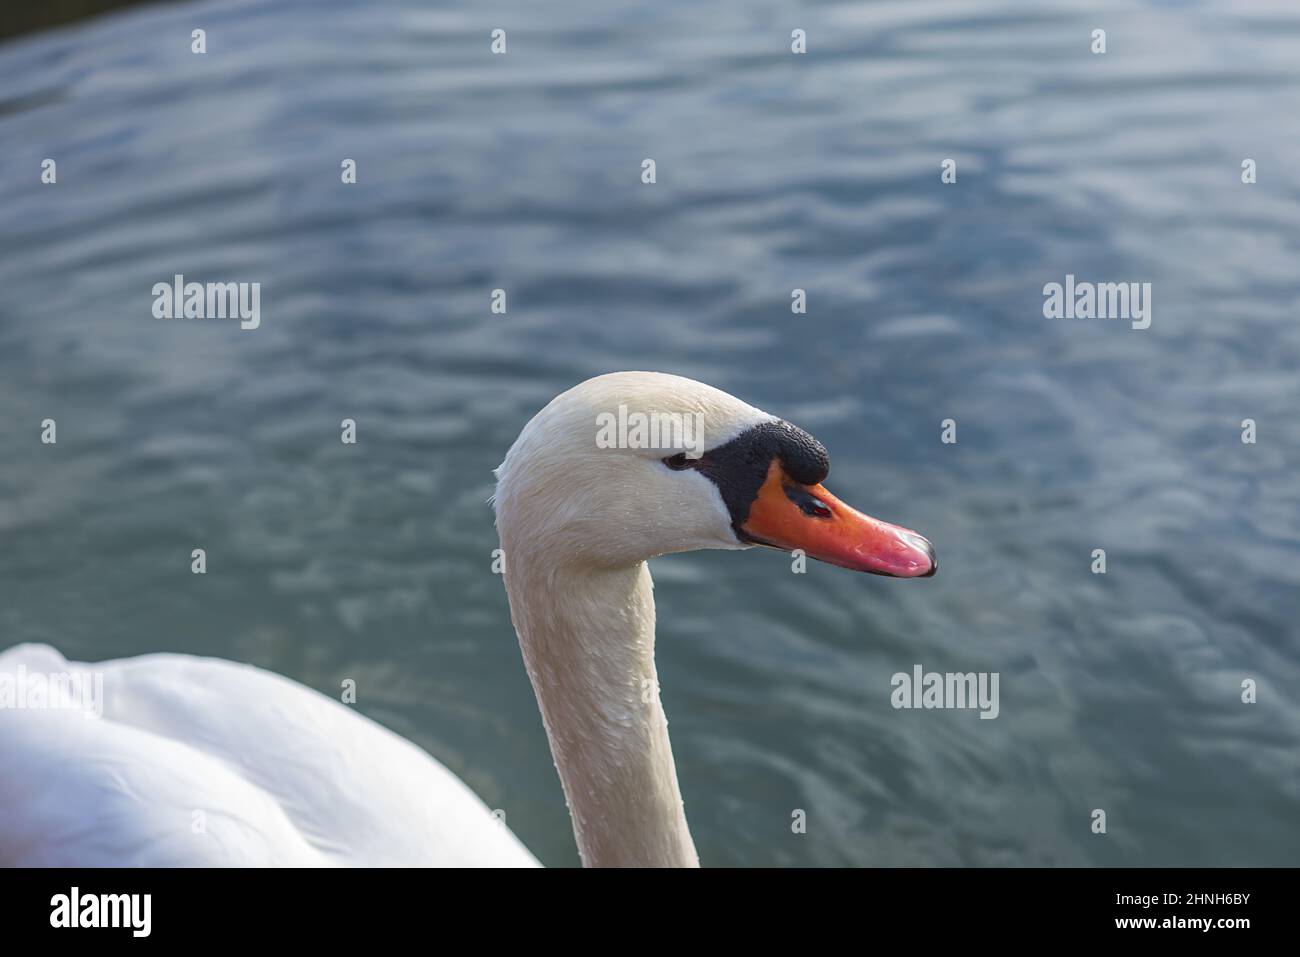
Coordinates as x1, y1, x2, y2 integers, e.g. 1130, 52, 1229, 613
507, 559, 698, 868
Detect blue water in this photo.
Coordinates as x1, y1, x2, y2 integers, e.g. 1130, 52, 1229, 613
1, 0, 1297, 866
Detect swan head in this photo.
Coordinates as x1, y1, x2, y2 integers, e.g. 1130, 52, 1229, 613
493, 371, 935, 576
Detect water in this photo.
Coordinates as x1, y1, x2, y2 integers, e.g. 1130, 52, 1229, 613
1, 0, 1298, 866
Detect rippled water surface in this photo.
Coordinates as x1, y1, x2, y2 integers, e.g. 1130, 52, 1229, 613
2, 0, 1298, 865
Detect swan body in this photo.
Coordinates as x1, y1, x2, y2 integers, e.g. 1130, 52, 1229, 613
0, 643, 537, 866
1, 372, 933, 867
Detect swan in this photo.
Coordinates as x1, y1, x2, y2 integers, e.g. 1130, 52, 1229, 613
0, 372, 935, 867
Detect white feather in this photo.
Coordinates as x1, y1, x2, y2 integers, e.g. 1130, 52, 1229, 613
0, 643, 537, 867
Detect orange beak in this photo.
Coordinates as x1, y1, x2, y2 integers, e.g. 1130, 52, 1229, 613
739, 462, 936, 578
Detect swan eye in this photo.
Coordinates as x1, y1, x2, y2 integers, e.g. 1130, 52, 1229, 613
663, 452, 694, 471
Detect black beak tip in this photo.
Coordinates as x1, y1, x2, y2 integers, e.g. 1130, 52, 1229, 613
916, 537, 938, 577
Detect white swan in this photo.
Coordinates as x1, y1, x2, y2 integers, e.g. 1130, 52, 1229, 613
0, 372, 935, 867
